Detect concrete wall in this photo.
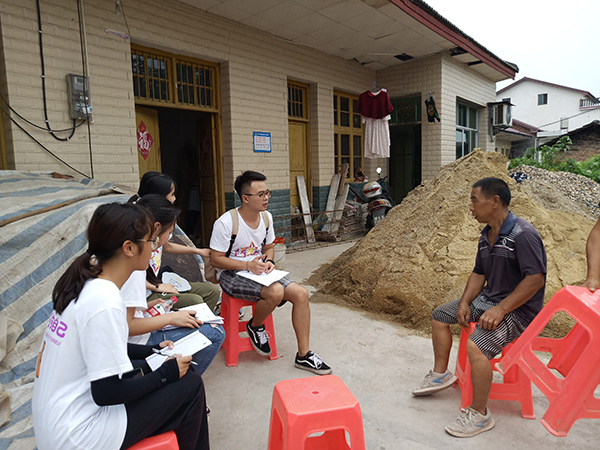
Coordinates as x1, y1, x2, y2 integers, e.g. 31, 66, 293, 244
497, 80, 600, 133
0, 0, 502, 196
378, 53, 496, 181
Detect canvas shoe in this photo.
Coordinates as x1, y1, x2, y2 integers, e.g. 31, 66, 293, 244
445, 406, 495, 437
412, 369, 457, 396
245, 319, 271, 356
294, 351, 332, 375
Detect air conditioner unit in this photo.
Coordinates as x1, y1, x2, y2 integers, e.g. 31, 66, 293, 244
492, 103, 512, 127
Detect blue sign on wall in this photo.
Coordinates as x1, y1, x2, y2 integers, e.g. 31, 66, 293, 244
253, 132, 271, 153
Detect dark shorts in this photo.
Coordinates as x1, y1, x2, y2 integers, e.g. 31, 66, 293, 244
431, 294, 526, 359
218, 270, 294, 303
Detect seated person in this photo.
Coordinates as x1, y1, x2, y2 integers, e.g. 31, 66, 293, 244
412, 177, 546, 438
583, 216, 600, 291
122, 194, 224, 375
33, 202, 208, 450
209, 170, 331, 375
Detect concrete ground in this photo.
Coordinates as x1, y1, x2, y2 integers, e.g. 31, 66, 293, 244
203, 241, 598, 449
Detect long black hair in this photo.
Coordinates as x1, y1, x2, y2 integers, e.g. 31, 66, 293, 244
129, 171, 177, 203
52, 203, 154, 314
136, 194, 181, 287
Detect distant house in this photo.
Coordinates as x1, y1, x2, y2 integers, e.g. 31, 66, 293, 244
496, 78, 600, 137
546, 120, 600, 162
494, 119, 540, 158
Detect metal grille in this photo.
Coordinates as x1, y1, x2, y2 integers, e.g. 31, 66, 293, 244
176, 61, 215, 108
132, 50, 170, 103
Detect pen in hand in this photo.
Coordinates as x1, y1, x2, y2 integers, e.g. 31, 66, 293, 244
152, 348, 197, 364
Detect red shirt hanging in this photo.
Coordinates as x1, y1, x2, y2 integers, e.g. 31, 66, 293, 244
357, 90, 393, 119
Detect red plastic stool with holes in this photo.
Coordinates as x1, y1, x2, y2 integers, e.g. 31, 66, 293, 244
496, 285, 600, 436
267, 375, 366, 450
127, 431, 179, 450
220, 292, 279, 367
454, 322, 535, 419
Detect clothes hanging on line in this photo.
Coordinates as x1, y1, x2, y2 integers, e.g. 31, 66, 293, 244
357, 88, 393, 119
363, 115, 391, 159
358, 89, 393, 158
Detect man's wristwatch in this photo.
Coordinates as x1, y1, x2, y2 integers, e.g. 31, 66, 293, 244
266, 259, 276, 265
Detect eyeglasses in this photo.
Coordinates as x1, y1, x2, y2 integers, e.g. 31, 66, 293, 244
244, 190, 272, 199
138, 236, 160, 251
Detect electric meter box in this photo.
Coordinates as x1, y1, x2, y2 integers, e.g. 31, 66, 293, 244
66, 74, 92, 119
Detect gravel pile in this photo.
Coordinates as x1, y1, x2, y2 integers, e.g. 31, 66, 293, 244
509, 165, 600, 220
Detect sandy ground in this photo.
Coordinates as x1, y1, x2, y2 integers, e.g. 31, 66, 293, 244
202, 241, 599, 449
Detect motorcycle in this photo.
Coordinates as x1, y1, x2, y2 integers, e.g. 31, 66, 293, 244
363, 167, 394, 230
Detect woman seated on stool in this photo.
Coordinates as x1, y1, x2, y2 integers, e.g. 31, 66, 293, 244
32, 203, 209, 450
122, 194, 224, 376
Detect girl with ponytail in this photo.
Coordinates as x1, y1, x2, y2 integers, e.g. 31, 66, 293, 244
33, 203, 209, 450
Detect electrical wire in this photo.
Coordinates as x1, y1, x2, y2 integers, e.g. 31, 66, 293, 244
36, 0, 78, 141
0, 90, 86, 133
0, 102, 90, 178
77, 0, 94, 178
536, 109, 596, 130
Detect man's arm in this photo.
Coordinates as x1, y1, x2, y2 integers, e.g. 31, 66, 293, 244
210, 250, 269, 274
456, 272, 486, 327
162, 241, 211, 258
583, 218, 600, 291
478, 273, 545, 330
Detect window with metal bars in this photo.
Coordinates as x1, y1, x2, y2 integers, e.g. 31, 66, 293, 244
131, 45, 218, 111
288, 83, 308, 119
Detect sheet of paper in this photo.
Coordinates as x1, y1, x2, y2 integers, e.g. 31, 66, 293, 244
161, 272, 191, 292
178, 303, 224, 324
237, 269, 289, 286
145, 330, 212, 371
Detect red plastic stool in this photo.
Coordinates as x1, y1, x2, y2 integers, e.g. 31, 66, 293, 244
496, 286, 600, 436
268, 375, 366, 450
221, 292, 279, 367
127, 431, 179, 450
454, 322, 535, 419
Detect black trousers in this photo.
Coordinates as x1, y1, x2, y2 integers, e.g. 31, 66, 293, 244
120, 370, 209, 450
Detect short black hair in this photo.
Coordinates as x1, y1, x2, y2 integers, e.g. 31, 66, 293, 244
235, 171, 267, 200
472, 177, 511, 206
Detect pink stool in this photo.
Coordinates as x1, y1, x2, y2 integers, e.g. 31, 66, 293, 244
454, 322, 535, 419
496, 285, 600, 436
220, 292, 279, 367
127, 431, 178, 450
268, 375, 366, 450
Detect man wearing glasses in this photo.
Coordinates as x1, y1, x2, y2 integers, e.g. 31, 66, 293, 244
210, 171, 332, 374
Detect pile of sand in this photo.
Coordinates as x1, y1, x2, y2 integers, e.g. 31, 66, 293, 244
312, 150, 595, 337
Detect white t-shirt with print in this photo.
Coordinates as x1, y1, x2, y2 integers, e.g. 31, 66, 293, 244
32, 278, 133, 450
120, 270, 151, 345
210, 208, 275, 280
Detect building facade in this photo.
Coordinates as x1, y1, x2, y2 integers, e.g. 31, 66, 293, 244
0, 0, 516, 244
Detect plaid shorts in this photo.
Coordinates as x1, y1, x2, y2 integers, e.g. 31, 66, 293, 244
431, 294, 526, 359
218, 270, 294, 303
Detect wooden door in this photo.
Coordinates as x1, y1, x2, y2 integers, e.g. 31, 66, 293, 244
135, 106, 161, 179
197, 115, 218, 246
289, 120, 309, 208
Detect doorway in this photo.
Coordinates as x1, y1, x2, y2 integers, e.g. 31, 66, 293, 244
134, 105, 219, 246
389, 124, 421, 204
288, 81, 310, 208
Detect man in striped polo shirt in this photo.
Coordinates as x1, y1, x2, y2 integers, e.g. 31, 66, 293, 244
412, 177, 547, 438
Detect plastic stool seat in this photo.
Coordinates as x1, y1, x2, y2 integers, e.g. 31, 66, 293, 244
221, 292, 279, 367
268, 375, 366, 450
496, 285, 600, 436
127, 431, 179, 450
454, 322, 535, 419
